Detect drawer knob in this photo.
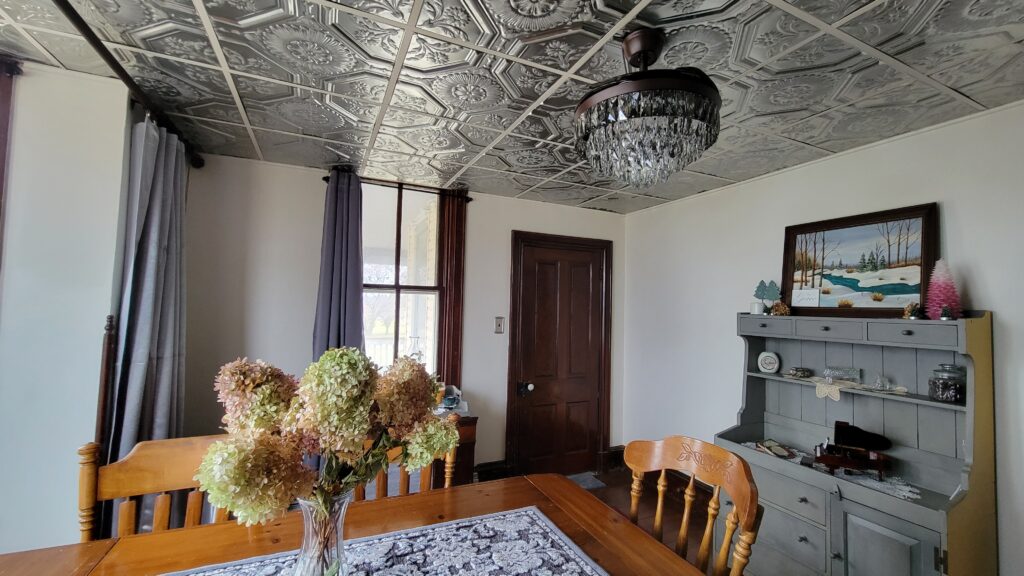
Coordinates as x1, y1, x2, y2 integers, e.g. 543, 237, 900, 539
759, 323, 768, 328
832, 552, 843, 560
901, 329, 914, 336
797, 496, 809, 504
798, 535, 809, 543
820, 326, 830, 332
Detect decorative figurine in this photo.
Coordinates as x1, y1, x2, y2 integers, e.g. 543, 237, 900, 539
903, 302, 921, 320
770, 301, 791, 316
926, 259, 962, 320
754, 280, 782, 313
785, 367, 813, 379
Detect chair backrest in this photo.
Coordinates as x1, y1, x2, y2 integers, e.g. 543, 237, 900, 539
78, 435, 227, 542
624, 436, 763, 576
353, 414, 461, 502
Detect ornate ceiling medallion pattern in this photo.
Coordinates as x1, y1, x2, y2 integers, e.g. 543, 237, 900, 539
6, 0, 1022, 212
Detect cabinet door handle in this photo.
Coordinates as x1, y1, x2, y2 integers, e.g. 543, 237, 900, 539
901, 329, 914, 336
820, 326, 830, 332
798, 535, 809, 543
759, 323, 767, 328
797, 496, 809, 504
832, 552, 843, 560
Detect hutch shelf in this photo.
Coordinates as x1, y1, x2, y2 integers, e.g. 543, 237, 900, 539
715, 312, 995, 576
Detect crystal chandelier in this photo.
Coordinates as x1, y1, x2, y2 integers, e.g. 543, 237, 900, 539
574, 28, 721, 189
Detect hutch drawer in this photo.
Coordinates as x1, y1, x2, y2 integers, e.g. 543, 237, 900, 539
749, 463, 827, 525
795, 318, 863, 341
739, 316, 794, 337
867, 322, 958, 348
756, 505, 828, 572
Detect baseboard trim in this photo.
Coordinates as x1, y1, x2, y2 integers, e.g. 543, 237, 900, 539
599, 445, 625, 473
475, 460, 513, 482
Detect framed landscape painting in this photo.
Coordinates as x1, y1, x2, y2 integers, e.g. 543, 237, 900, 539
781, 204, 939, 317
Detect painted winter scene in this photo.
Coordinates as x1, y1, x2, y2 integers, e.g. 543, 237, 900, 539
792, 217, 924, 308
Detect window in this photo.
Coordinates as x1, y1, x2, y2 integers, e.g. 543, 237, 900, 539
361, 182, 441, 373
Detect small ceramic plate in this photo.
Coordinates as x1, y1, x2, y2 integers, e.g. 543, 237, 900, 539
757, 351, 780, 373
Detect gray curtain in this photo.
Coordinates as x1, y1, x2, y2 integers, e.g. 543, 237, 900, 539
313, 167, 364, 357
101, 118, 187, 536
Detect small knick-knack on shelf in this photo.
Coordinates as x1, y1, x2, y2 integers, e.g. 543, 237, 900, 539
903, 302, 921, 320
770, 301, 791, 316
754, 280, 787, 315
927, 259, 962, 320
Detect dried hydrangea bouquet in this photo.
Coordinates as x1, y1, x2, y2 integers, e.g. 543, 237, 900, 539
195, 349, 459, 576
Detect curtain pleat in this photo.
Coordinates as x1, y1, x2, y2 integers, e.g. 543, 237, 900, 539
313, 168, 364, 357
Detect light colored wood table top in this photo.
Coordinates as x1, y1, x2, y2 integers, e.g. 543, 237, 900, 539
0, 474, 700, 575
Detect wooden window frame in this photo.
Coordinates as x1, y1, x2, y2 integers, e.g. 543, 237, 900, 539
0, 61, 19, 273
360, 178, 467, 389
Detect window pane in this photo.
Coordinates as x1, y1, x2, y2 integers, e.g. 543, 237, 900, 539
362, 289, 395, 368
399, 190, 439, 286
398, 291, 439, 374
362, 183, 397, 284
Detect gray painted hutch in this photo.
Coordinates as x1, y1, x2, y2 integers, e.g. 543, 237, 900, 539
715, 312, 995, 576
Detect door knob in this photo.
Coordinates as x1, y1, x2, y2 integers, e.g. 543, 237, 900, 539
517, 381, 535, 397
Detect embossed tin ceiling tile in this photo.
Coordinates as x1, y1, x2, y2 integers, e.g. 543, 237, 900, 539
416, 0, 492, 49
27, 29, 113, 76
0, 0, 77, 34
479, 138, 579, 176
237, 78, 377, 141
362, 151, 465, 186
551, 168, 630, 190
757, 33, 861, 75
685, 137, 827, 180
931, 43, 1024, 108
331, 0, 412, 22
634, 0, 820, 76
256, 129, 364, 168
378, 119, 496, 163
400, 65, 535, 119
0, 22, 50, 64
536, 77, 591, 110
69, 0, 218, 65
580, 192, 666, 213
784, 0, 872, 24
451, 167, 546, 197
172, 116, 258, 159
210, 0, 396, 88
623, 169, 733, 200
839, 0, 1024, 79
114, 49, 244, 122
518, 182, 607, 206
779, 91, 976, 152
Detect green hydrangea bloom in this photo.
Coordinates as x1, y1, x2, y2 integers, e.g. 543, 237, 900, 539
403, 416, 459, 471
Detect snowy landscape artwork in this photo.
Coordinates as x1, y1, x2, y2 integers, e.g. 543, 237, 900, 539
783, 204, 937, 312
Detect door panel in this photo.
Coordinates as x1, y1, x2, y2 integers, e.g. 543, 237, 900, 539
509, 233, 610, 476
831, 495, 941, 576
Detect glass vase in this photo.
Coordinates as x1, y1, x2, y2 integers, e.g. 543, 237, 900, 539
293, 491, 352, 576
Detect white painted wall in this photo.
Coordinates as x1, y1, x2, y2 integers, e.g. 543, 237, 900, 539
623, 101, 1024, 574
183, 156, 326, 436
0, 65, 128, 553
462, 193, 626, 463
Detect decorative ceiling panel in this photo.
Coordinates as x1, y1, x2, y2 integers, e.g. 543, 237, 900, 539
622, 169, 734, 200
0, 22, 50, 63
450, 167, 547, 197
12, 0, 1024, 212
581, 191, 667, 213
173, 115, 258, 158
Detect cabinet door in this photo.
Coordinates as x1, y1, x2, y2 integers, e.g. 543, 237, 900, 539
830, 496, 941, 576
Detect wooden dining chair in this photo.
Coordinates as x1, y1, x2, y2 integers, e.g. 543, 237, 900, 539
353, 414, 460, 502
77, 435, 227, 542
624, 436, 763, 576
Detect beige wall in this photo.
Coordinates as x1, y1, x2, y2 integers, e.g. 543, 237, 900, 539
623, 101, 1024, 574
183, 156, 326, 435
461, 193, 626, 463
0, 65, 128, 553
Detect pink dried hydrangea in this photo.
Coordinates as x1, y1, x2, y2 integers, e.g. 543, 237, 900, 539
214, 358, 298, 434
374, 356, 440, 437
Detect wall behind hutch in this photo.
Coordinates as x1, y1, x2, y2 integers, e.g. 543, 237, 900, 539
623, 100, 1024, 574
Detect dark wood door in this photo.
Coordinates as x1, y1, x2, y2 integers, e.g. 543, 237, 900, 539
507, 232, 611, 475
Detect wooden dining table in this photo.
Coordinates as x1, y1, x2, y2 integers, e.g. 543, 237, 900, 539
0, 474, 700, 575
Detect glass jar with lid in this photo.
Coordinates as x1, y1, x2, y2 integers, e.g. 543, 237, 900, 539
928, 364, 966, 404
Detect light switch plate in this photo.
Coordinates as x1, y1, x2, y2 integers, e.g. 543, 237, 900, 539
494, 317, 505, 334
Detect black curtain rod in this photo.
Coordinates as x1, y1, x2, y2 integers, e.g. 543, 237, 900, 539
323, 169, 473, 202
51, 0, 205, 169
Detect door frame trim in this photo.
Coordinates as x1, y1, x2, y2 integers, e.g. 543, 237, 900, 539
505, 231, 613, 474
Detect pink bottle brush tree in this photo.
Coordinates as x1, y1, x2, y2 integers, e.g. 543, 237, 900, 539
926, 259, 962, 320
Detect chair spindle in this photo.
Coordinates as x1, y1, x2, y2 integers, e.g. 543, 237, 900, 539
152, 493, 171, 532
714, 508, 739, 576
419, 462, 433, 492
354, 484, 366, 502
696, 486, 721, 571
214, 507, 230, 523
399, 468, 411, 496
676, 474, 697, 557
117, 499, 137, 537
653, 470, 668, 540
375, 469, 388, 499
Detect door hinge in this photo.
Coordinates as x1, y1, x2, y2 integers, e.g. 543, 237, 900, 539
934, 547, 948, 574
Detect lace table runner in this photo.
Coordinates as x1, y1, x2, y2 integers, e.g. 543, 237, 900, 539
162, 506, 609, 576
